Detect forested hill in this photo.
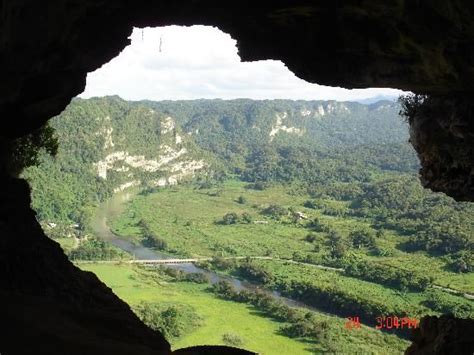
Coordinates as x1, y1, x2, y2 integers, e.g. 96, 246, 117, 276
145, 98, 410, 149
23, 96, 419, 227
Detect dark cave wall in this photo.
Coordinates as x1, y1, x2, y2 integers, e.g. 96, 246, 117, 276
405, 315, 474, 355
0, 1, 473, 354
0, 178, 172, 354
408, 95, 474, 201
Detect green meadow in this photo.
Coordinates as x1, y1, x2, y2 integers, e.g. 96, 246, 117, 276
110, 180, 473, 294
80, 263, 409, 354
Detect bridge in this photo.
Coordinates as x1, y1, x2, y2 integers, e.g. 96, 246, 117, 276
75, 256, 274, 265
129, 257, 212, 265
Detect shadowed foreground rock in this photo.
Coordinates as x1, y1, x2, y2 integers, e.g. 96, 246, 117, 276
406, 95, 474, 201
0, 178, 170, 355
406, 315, 474, 355
0, 1, 474, 354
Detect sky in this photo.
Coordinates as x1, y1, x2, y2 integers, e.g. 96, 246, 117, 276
80, 26, 405, 102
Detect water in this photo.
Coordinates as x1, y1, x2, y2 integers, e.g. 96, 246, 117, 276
90, 190, 313, 308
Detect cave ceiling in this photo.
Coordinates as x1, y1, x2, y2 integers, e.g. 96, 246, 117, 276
1, 2, 473, 192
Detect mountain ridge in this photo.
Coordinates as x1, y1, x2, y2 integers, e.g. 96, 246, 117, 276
23, 96, 418, 228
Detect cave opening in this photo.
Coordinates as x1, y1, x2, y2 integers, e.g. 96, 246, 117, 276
17, 25, 473, 355
2, 3, 474, 353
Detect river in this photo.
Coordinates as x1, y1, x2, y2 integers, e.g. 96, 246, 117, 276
90, 190, 311, 308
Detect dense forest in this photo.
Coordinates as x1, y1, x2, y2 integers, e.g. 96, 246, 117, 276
23, 96, 472, 268
23, 96, 416, 223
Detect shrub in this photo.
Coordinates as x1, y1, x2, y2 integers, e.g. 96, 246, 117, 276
344, 259, 433, 291
138, 219, 167, 250
398, 93, 427, 124
449, 251, 473, 273
220, 212, 240, 225
213, 280, 238, 299
210, 256, 235, 270
237, 195, 247, 204
350, 230, 376, 249
423, 290, 474, 318
185, 272, 209, 284
303, 200, 318, 209
246, 182, 267, 190
197, 181, 213, 189
133, 302, 202, 340
261, 204, 288, 219
241, 212, 253, 223
222, 333, 244, 347
143, 235, 168, 250
330, 242, 347, 259
68, 238, 124, 260
237, 262, 274, 284
280, 320, 326, 338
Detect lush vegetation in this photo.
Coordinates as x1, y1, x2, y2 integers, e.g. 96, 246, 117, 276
68, 237, 128, 261
25, 96, 473, 353
134, 302, 202, 340
79, 263, 409, 354
23, 96, 417, 228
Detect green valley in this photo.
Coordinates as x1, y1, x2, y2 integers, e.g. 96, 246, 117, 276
22, 96, 473, 354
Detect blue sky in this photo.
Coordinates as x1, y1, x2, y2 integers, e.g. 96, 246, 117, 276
80, 26, 405, 101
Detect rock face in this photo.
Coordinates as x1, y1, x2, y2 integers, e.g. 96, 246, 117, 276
0, 178, 171, 354
0, 1, 473, 354
407, 95, 474, 201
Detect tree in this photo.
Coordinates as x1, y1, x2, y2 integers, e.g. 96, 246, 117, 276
280, 319, 326, 338
261, 204, 288, 219
398, 93, 428, 124
139, 219, 168, 250
350, 230, 376, 249
330, 242, 347, 259
220, 212, 240, 225
5, 122, 58, 176
450, 251, 473, 273
213, 280, 237, 299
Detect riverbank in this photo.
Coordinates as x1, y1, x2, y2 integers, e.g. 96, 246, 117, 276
80, 263, 409, 354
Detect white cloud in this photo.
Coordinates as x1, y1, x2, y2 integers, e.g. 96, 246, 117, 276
80, 26, 405, 101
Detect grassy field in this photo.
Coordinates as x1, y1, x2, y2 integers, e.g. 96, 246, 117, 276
110, 180, 473, 293
112, 180, 313, 258
250, 259, 431, 318
80, 263, 311, 354
80, 263, 409, 354
101, 180, 472, 352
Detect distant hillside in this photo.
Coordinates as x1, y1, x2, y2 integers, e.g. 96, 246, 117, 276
23, 96, 418, 226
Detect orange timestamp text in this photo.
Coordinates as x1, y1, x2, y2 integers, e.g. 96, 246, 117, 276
344, 316, 419, 330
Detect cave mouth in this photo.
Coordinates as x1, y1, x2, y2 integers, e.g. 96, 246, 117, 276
18, 25, 474, 355
79, 26, 406, 102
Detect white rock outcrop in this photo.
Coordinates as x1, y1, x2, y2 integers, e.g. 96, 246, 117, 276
161, 116, 175, 134
93, 114, 206, 192
317, 105, 325, 116
93, 147, 187, 180
269, 112, 303, 141
95, 125, 114, 150
300, 108, 311, 116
